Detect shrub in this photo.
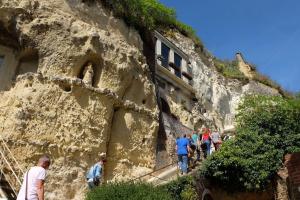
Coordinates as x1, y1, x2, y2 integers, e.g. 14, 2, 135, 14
160, 176, 198, 200
214, 59, 248, 83
86, 182, 172, 200
236, 95, 300, 153
200, 95, 300, 192
100, 0, 203, 49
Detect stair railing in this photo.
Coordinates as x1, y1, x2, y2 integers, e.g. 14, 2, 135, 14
128, 161, 178, 184
0, 135, 24, 197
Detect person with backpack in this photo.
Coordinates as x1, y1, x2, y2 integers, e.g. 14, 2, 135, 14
192, 131, 201, 162
86, 155, 105, 189
201, 128, 211, 158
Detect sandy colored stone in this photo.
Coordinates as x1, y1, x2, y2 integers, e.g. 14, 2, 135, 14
0, 0, 283, 199
165, 31, 280, 132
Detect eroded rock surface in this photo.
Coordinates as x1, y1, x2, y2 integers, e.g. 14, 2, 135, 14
165, 32, 280, 132
0, 0, 282, 199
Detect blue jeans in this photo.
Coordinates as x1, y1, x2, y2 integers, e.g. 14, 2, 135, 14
204, 140, 211, 157
178, 154, 188, 174
196, 146, 201, 161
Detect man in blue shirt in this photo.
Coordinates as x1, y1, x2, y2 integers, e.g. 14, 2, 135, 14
176, 134, 191, 174
86, 156, 105, 189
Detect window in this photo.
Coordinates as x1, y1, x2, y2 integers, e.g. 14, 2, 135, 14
161, 43, 170, 68
0, 56, 4, 68
174, 53, 182, 78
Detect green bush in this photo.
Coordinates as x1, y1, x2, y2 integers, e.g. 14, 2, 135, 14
86, 182, 172, 200
200, 95, 300, 192
160, 176, 198, 200
236, 95, 300, 153
100, 0, 203, 49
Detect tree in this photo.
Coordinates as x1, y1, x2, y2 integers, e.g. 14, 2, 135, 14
200, 95, 300, 191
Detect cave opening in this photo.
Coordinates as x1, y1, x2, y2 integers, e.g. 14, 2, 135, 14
15, 49, 39, 77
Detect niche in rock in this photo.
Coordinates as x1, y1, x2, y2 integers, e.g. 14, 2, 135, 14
75, 55, 102, 88
0, 45, 19, 91
15, 49, 38, 77
59, 83, 72, 93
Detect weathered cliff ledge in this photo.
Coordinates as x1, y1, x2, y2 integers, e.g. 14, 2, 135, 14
164, 31, 279, 132
0, 0, 282, 199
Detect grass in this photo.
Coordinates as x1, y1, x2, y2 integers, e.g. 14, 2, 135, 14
214, 59, 249, 83
100, 0, 203, 49
252, 73, 292, 98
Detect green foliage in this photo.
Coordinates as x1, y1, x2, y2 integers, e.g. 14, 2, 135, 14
200, 95, 300, 192
160, 176, 198, 200
100, 0, 203, 48
214, 59, 248, 82
86, 182, 172, 200
236, 95, 300, 153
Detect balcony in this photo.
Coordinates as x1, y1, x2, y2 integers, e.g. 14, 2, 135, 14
156, 61, 195, 93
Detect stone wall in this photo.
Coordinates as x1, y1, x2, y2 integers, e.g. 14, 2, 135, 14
285, 153, 300, 200
196, 177, 274, 200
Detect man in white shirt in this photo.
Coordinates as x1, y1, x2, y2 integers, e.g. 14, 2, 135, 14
17, 155, 51, 200
211, 130, 221, 151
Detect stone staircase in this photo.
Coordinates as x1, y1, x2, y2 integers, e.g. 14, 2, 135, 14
128, 158, 203, 187
147, 165, 178, 186
0, 136, 24, 200
147, 160, 203, 186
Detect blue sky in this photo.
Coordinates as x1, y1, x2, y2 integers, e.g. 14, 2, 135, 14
160, 0, 300, 93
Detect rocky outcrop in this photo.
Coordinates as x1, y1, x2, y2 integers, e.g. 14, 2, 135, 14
0, 0, 158, 199
0, 0, 283, 199
165, 32, 280, 132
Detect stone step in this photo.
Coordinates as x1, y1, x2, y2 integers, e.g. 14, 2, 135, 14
147, 160, 203, 186
147, 166, 178, 186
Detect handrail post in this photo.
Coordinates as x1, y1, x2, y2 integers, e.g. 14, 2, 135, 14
0, 134, 24, 197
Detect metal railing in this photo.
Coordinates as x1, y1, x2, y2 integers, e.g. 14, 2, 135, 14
0, 136, 24, 197
127, 161, 178, 185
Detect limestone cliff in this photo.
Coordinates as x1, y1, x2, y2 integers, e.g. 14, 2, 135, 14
0, 0, 282, 199
0, 0, 158, 199
164, 32, 279, 132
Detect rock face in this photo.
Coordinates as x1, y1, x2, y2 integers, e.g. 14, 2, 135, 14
165, 32, 280, 132
0, 0, 282, 199
0, 0, 158, 199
